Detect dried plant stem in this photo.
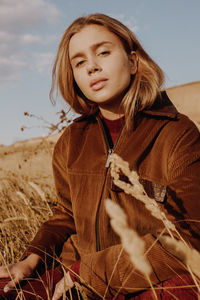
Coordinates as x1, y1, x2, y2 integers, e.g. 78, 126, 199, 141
162, 289, 179, 300
103, 247, 123, 299
105, 199, 158, 299
187, 265, 200, 294
16, 191, 29, 205
110, 229, 164, 300
159, 235, 200, 293
108, 154, 200, 299
28, 181, 52, 215
60, 264, 102, 299
159, 236, 200, 277
146, 274, 158, 300
110, 154, 181, 240
105, 199, 152, 276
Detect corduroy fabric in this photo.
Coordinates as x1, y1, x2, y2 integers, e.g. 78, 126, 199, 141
127, 273, 198, 300
24, 92, 200, 299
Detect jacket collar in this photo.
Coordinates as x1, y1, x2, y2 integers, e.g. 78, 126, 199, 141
142, 91, 178, 119
75, 90, 178, 122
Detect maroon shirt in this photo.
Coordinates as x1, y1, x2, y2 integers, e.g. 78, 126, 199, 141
101, 114, 125, 145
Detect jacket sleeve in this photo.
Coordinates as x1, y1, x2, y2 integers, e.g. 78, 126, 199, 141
166, 118, 200, 251
77, 118, 200, 298
25, 130, 76, 262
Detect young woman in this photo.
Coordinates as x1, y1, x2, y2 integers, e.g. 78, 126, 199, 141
0, 13, 199, 300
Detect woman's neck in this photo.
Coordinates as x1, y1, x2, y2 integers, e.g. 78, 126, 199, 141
99, 107, 124, 120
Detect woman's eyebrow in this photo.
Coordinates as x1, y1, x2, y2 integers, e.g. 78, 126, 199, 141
70, 41, 113, 61
92, 41, 113, 50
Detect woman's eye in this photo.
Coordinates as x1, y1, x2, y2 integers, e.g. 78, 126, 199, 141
99, 51, 110, 56
75, 60, 85, 67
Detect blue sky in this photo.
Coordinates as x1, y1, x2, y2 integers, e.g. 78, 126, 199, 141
0, 0, 200, 145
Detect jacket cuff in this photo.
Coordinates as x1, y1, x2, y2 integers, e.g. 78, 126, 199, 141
69, 260, 81, 283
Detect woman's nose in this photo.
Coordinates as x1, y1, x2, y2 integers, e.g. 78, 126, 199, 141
87, 60, 102, 75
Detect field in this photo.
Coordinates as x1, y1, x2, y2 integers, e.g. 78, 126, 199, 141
0, 134, 59, 265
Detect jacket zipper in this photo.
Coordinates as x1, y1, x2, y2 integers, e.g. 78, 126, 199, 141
96, 117, 125, 251
105, 148, 113, 168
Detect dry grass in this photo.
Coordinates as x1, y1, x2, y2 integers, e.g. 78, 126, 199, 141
0, 171, 55, 265
106, 153, 200, 299
105, 199, 157, 299
1, 151, 200, 299
0, 112, 199, 299
0, 137, 88, 299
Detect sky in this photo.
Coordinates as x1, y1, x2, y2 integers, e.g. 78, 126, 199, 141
0, 0, 200, 145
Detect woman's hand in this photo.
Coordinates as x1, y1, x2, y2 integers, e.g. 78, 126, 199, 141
0, 253, 41, 293
52, 271, 74, 300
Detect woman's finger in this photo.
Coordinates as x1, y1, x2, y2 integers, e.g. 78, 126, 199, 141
52, 273, 74, 300
3, 273, 22, 293
52, 277, 65, 300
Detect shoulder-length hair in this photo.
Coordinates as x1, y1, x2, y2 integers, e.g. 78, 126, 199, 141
50, 13, 164, 126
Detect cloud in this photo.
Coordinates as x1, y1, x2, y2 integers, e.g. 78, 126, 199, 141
20, 34, 43, 44
33, 52, 55, 74
0, 56, 28, 82
0, 31, 16, 44
0, 0, 61, 83
110, 14, 138, 32
0, 0, 60, 32
20, 34, 58, 45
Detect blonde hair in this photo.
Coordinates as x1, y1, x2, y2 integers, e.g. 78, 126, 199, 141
50, 13, 164, 126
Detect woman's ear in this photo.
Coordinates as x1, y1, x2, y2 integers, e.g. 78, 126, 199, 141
129, 51, 138, 75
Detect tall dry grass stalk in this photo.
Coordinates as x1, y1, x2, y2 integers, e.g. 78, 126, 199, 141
28, 181, 52, 215
105, 199, 152, 276
0, 172, 55, 264
61, 266, 89, 300
159, 235, 200, 293
110, 154, 183, 240
106, 153, 200, 298
105, 199, 158, 300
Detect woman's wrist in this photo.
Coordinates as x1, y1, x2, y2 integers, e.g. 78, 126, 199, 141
25, 253, 41, 269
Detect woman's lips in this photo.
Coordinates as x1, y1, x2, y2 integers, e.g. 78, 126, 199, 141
90, 78, 108, 91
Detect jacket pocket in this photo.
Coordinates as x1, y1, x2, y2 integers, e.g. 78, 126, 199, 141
139, 178, 166, 203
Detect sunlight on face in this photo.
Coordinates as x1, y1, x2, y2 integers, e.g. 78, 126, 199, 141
69, 25, 136, 115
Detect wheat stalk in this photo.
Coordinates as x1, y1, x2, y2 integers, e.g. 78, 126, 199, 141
105, 199, 158, 300
16, 191, 29, 205
105, 199, 152, 276
108, 154, 200, 298
110, 154, 181, 240
159, 235, 200, 293
28, 182, 46, 202
28, 181, 52, 215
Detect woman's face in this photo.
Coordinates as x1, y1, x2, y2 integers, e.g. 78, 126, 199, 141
69, 25, 136, 113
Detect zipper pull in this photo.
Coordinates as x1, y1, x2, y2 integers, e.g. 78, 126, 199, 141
105, 149, 113, 168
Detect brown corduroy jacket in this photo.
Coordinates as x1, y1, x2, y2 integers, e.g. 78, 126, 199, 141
27, 91, 200, 298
